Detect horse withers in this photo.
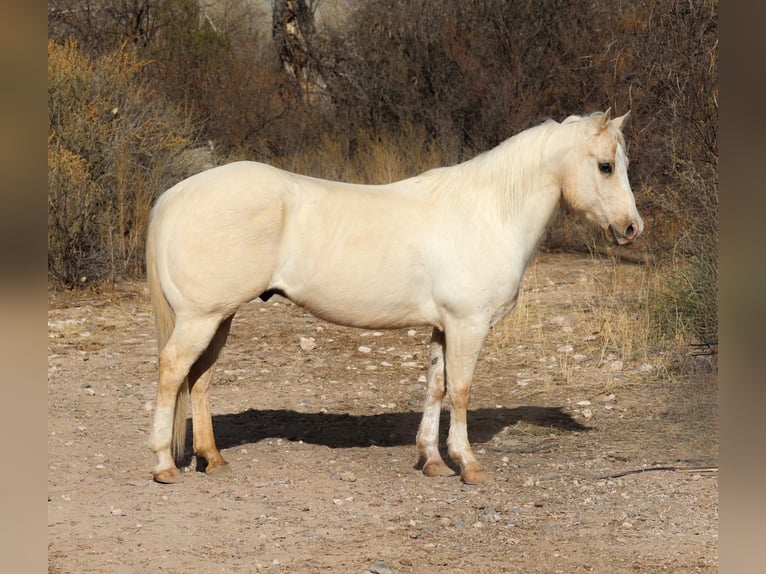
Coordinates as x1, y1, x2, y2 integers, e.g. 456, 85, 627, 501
146, 109, 642, 485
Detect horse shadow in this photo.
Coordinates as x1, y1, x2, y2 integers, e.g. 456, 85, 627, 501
198, 405, 589, 453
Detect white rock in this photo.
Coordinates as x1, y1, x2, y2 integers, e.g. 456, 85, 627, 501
557, 344, 574, 353
358, 345, 372, 353
299, 337, 316, 351
407, 329, 417, 337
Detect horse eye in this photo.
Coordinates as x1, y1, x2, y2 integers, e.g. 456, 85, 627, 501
598, 162, 613, 175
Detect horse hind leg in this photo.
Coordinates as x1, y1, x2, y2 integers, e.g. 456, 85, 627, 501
188, 315, 234, 476
416, 328, 455, 478
148, 315, 225, 483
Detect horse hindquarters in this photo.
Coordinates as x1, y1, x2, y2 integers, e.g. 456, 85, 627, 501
146, 168, 287, 482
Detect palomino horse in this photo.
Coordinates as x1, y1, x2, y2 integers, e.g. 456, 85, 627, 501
146, 109, 643, 484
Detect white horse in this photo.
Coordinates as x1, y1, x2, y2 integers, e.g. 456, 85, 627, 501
146, 109, 642, 484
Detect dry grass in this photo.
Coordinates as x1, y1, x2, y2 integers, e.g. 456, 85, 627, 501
487, 252, 682, 394
48, 39, 197, 287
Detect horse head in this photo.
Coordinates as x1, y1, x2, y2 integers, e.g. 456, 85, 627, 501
559, 109, 644, 245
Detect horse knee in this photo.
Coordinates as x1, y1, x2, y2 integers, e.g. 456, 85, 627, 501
448, 385, 471, 411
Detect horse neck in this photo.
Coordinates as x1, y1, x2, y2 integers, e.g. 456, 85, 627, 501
451, 123, 565, 255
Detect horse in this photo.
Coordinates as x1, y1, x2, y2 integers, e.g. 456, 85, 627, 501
145, 109, 643, 485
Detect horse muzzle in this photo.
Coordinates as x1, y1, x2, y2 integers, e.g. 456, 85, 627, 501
608, 219, 643, 245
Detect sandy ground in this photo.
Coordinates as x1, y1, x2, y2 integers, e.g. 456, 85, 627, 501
48, 253, 717, 573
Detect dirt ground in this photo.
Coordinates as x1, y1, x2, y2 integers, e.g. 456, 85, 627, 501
47, 252, 718, 573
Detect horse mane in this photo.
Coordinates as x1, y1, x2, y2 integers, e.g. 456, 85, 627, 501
424, 117, 568, 221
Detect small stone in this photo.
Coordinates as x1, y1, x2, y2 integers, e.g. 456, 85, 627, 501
339, 471, 357, 482
407, 329, 417, 337
361, 561, 393, 574
576, 400, 592, 406
358, 346, 372, 354
299, 337, 316, 351
557, 344, 573, 353
609, 360, 624, 371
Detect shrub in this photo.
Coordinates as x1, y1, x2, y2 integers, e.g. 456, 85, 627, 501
48, 39, 196, 287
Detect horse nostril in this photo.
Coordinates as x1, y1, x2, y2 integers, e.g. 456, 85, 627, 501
625, 223, 636, 239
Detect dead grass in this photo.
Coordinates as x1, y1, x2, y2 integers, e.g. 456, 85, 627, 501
488, 252, 682, 393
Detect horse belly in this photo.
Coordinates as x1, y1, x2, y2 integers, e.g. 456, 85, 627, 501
274, 249, 439, 330
304, 287, 437, 330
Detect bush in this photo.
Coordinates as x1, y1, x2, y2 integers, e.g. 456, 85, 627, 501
47, 1, 718, 352
48, 39, 197, 287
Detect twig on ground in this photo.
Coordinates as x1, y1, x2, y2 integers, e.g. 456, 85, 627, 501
594, 466, 718, 480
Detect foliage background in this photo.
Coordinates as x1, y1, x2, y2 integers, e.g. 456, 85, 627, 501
47, 0, 717, 347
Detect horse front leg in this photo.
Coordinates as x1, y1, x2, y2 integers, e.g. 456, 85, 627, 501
416, 328, 455, 477
444, 322, 490, 484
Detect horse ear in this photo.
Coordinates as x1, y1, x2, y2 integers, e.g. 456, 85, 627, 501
595, 108, 612, 132
612, 110, 631, 131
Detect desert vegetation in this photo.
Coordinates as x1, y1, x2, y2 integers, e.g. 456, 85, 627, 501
47, 0, 717, 358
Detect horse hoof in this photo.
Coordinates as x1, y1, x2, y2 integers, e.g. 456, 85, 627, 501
205, 461, 231, 477
422, 460, 456, 478
153, 467, 181, 484
460, 467, 488, 485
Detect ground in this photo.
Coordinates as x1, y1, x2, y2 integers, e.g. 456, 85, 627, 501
48, 253, 718, 573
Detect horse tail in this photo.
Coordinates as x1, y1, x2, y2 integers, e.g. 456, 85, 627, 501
146, 207, 188, 463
